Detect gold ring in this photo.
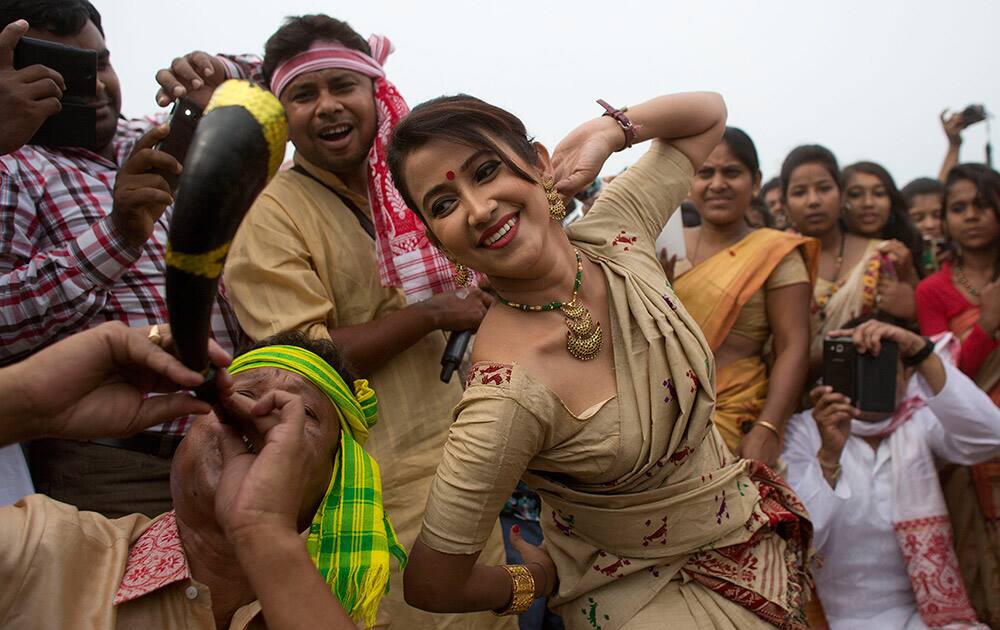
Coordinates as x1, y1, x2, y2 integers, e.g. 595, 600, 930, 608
148, 324, 163, 346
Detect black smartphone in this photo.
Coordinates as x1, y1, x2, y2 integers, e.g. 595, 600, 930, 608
156, 97, 204, 190
823, 337, 898, 413
13, 37, 97, 148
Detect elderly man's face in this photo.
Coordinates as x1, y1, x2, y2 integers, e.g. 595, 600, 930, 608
172, 368, 341, 527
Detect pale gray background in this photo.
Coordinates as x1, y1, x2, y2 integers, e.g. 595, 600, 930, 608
98, 0, 998, 185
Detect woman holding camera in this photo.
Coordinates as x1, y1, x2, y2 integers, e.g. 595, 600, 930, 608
670, 128, 817, 466
387, 93, 813, 629
781, 145, 907, 376
915, 162, 1000, 625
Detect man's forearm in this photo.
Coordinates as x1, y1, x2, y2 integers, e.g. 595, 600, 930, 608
915, 353, 947, 395
938, 144, 960, 182
327, 303, 436, 375
0, 362, 33, 446
234, 528, 355, 630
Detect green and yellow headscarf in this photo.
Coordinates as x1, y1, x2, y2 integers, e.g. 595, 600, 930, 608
228, 345, 406, 627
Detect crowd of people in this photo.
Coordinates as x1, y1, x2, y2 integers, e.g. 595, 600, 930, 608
0, 1, 998, 629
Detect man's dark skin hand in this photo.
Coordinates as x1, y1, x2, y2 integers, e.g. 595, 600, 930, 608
155, 50, 227, 110
0, 20, 65, 155
110, 123, 183, 249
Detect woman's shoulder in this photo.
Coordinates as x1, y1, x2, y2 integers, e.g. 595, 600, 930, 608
916, 264, 956, 299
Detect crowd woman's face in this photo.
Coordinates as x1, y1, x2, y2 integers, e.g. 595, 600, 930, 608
690, 141, 760, 227
843, 171, 891, 237
401, 136, 555, 280
945, 179, 1000, 253
784, 163, 842, 237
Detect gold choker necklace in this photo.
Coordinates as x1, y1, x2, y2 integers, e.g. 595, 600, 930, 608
496, 249, 603, 361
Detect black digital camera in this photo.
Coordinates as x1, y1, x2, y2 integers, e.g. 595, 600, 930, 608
822, 337, 898, 414
13, 37, 97, 148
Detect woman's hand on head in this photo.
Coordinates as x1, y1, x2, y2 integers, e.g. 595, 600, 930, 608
551, 116, 622, 198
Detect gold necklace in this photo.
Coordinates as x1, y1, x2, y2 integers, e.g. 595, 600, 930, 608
496, 249, 603, 361
955, 264, 982, 298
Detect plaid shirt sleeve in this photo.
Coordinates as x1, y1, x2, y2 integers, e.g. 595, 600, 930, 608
0, 160, 143, 361
216, 54, 264, 87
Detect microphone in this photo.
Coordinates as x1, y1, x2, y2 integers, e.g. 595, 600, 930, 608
441, 330, 473, 383
165, 80, 287, 403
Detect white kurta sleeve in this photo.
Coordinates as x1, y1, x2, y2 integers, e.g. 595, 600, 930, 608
781, 412, 853, 553
922, 360, 1000, 465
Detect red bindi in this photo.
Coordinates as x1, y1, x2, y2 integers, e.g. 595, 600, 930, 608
446, 170, 455, 181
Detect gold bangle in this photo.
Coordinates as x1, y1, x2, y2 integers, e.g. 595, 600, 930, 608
817, 456, 842, 483
754, 420, 782, 440
492, 564, 535, 616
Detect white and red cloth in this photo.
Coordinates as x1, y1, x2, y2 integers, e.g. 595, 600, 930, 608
849, 335, 981, 629
270, 37, 459, 302
783, 334, 999, 629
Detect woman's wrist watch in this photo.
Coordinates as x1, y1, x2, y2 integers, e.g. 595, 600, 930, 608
902, 336, 935, 368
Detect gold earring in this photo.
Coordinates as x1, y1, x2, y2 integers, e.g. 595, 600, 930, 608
454, 261, 470, 287
543, 178, 566, 221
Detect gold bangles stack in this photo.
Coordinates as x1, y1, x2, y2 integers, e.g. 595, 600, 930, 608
493, 564, 536, 616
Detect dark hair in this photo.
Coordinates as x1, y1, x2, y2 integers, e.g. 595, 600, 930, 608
780, 144, 840, 199
0, 0, 103, 38
388, 94, 539, 218
261, 14, 370, 86
238, 330, 357, 386
944, 163, 1000, 214
747, 198, 774, 228
900, 177, 945, 208
944, 163, 1000, 279
842, 161, 925, 277
760, 176, 781, 200
721, 127, 760, 175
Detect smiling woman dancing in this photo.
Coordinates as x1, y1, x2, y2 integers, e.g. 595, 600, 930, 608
386, 93, 813, 629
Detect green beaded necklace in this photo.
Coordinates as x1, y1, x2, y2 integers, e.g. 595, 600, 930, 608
496, 249, 603, 360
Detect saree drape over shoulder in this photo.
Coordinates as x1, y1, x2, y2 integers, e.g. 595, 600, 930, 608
674, 229, 819, 451
420, 144, 813, 630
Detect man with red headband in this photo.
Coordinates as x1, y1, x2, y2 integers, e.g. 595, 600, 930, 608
155, 14, 509, 629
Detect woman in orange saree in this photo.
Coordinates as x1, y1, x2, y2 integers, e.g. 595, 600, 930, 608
673, 128, 818, 466
916, 163, 1000, 627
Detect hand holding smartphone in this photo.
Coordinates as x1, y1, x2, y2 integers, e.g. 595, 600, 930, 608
156, 97, 204, 190
13, 36, 97, 148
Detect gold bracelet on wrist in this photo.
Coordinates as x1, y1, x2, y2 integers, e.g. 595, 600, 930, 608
754, 420, 782, 440
818, 457, 842, 484
493, 564, 535, 616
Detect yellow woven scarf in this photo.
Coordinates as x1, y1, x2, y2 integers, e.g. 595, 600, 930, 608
228, 345, 406, 626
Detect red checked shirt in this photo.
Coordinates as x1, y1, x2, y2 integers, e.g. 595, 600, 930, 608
0, 115, 244, 435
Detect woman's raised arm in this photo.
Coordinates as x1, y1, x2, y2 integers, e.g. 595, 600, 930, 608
552, 92, 727, 198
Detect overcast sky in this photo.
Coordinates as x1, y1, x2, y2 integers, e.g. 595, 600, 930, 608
99, 0, 999, 186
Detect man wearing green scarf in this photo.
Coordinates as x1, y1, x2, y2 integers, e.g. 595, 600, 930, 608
0, 324, 404, 629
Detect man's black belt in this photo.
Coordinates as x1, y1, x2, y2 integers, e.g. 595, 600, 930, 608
89, 433, 184, 459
